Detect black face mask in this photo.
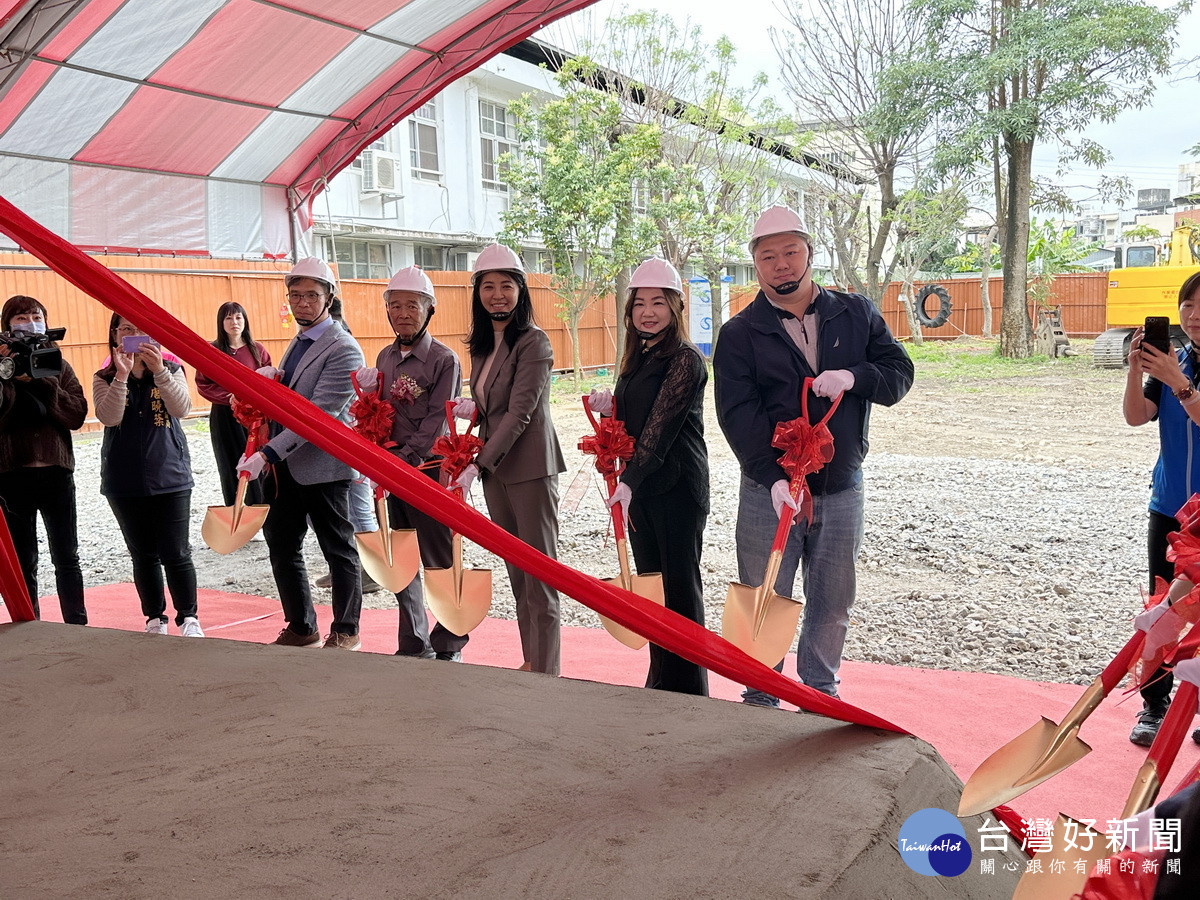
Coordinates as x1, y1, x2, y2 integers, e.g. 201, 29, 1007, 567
767, 250, 813, 296
294, 299, 331, 328
636, 329, 661, 341
489, 310, 513, 322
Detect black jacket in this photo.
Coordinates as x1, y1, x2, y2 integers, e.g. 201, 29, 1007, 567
714, 287, 913, 495
98, 365, 193, 497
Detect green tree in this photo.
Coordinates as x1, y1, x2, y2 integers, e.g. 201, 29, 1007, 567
908, 0, 1183, 358
578, 12, 796, 345
890, 183, 969, 344
1025, 219, 1098, 307
500, 60, 659, 383
1120, 223, 1164, 242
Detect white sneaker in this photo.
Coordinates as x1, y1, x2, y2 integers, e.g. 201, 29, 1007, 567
180, 616, 204, 638
145, 619, 168, 635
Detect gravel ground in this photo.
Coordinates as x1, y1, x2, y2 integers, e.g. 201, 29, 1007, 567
33, 343, 1158, 686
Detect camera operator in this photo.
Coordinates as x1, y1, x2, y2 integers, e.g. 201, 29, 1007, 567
0, 294, 88, 624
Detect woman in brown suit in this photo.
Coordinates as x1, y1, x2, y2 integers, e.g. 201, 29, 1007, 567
454, 244, 566, 675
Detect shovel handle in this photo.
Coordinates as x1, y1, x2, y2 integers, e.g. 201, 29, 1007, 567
1100, 630, 1148, 693
769, 481, 803, 554
604, 472, 627, 542
1165, 618, 1200, 666
1146, 679, 1199, 783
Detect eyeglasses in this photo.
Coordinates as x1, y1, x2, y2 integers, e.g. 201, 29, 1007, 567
287, 291, 325, 303
115, 323, 144, 335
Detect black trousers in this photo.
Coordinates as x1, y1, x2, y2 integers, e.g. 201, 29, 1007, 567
264, 462, 361, 636
0, 466, 87, 624
209, 403, 264, 507
1142, 509, 1179, 707
386, 467, 467, 655
107, 490, 197, 625
628, 480, 709, 697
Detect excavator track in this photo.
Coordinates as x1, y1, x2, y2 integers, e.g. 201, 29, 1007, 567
1093, 328, 1132, 368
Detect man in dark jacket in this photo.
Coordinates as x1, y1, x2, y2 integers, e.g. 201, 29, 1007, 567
714, 206, 913, 704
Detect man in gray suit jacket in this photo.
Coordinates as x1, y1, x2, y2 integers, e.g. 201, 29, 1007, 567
238, 258, 366, 650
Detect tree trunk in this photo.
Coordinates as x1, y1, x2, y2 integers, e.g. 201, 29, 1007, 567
570, 316, 583, 385
980, 224, 997, 339
1000, 137, 1034, 358
864, 168, 897, 304
613, 266, 629, 373
899, 272, 924, 347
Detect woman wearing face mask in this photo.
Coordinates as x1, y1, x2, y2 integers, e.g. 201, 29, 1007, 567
588, 258, 710, 696
196, 302, 271, 508
0, 295, 88, 624
93, 314, 202, 637
452, 244, 566, 675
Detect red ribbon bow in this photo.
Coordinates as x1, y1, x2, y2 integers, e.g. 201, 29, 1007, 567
230, 397, 268, 453
349, 371, 396, 448
771, 417, 835, 482
434, 401, 484, 484
579, 410, 635, 476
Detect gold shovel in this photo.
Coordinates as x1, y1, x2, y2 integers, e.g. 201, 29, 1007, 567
579, 395, 665, 649
424, 402, 492, 636
958, 629, 1148, 817
597, 471, 665, 650
354, 482, 420, 593
1011, 675, 1200, 900
721, 481, 805, 667
202, 435, 270, 554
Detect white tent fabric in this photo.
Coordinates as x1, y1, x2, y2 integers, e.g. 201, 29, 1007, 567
0, 0, 597, 257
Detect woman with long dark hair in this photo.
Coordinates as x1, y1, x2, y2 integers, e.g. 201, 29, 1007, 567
0, 294, 88, 624
93, 314, 201, 637
196, 301, 270, 507
589, 258, 709, 696
453, 243, 565, 675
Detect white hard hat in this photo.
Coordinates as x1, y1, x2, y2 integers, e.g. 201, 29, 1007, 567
286, 257, 338, 296
472, 243, 525, 282
749, 206, 810, 252
384, 266, 436, 306
629, 257, 683, 294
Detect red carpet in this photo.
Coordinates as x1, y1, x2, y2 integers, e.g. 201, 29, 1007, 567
8, 583, 1200, 828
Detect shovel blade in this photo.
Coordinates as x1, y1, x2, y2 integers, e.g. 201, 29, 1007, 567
722, 582, 803, 667
201, 502, 270, 554
425, 567, 492, 637
1011, 814, 1106, 900
957, 717, 1092, 817
355, 528, 419, 593
599, 573, 665, 650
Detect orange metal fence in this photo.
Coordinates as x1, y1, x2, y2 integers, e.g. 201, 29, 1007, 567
0, 253, 621, 430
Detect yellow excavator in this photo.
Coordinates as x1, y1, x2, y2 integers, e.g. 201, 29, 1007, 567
1093, 225, 1200, 366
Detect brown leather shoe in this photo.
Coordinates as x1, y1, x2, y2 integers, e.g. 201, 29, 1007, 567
273, 627, 322, 648
323, 631, 362, 651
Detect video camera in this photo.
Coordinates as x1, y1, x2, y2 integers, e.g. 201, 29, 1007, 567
0, 326, 66, 381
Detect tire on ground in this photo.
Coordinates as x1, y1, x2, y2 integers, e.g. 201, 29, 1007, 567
915, 284, 952, 328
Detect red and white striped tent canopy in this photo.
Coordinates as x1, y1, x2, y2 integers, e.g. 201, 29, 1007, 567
0, 0, 596, 257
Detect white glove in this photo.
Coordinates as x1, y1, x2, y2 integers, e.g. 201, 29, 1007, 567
236, 451, 268, 480
452, 397, 476, 420
1135, 599, 1171, 633
453, 463, 479, 495
588, 388, 614, 417
606, 481, 632, 529
256, 365, 280, 380
770, 479, 799, 520
1174, 657, 1200, 687
811, 369, 855, 399
1142, 607, 1187, 661
354, 366, 380, 391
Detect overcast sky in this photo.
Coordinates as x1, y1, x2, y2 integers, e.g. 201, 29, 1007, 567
548, 0, 1199, 208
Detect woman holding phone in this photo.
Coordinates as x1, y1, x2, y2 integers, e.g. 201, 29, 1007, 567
1123, 271, 1200, 746
196, 302, 271, 508
93, 315, 202, 637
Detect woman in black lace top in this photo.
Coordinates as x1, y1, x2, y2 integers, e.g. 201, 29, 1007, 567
592, 258, 710, 696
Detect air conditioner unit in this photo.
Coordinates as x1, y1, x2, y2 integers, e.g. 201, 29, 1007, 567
360, 150, 402, 195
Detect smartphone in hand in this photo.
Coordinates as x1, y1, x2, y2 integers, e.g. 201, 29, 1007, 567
1143, 316, 1172, 355
121, 334, 159, 354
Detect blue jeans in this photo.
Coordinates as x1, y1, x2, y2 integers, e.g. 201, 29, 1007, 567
735, 474, 864, 704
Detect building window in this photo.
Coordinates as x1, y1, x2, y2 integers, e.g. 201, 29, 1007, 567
414, 245, 445, 271
327, 239, 390, 279
408, 99, 440, 182
351, 137, 388, 170
480, 99, 516, 192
